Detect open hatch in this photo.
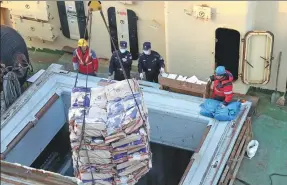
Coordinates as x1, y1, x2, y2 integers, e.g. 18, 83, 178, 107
1, 64, 252, 185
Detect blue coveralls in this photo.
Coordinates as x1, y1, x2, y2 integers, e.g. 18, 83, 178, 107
138, 50, 165, 83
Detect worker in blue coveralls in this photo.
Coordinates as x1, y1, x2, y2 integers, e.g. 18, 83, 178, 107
108, 41, 133, 81
138, 42, 165, 83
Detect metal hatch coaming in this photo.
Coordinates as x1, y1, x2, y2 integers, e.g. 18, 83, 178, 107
0, 64, 252, 185
241, 31, 274, 85
1, 64, 210, 160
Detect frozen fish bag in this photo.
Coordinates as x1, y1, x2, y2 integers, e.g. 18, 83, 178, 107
69, 79, 151, 185
71, 87, 91, 107
90, 87, 107, 108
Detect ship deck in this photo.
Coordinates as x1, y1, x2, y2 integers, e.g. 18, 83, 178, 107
29, 50, 287, 185
1, 50, 286, 185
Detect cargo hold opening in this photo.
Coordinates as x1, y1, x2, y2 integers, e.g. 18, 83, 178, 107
215, 28, 241, 81
4, 92, 209, 185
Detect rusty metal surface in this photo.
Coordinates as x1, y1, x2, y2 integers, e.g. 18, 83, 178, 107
1, 94, 59, 160
0, 160, 78, 185
35, 93, 59, 119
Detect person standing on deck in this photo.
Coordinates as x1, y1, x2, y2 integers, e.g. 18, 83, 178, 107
72, 39, 99, 76
108, 41, 133, 81
138, 42, 165, 83
209, 66, 234, 107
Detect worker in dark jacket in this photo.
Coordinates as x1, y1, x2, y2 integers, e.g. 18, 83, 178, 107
109, 41, 133, 81
138, 42, 165, 83
209, 66, 234, 107
72, 39, 98, 76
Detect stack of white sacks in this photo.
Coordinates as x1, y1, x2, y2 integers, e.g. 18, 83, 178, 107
69, 79, 152, 185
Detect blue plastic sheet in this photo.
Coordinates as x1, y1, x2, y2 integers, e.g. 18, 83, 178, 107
199, 99, 221, 118
200, 99, 241, 121
214, 102, 241, 121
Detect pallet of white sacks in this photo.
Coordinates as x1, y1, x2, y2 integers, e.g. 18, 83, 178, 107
68, 79, 152, 185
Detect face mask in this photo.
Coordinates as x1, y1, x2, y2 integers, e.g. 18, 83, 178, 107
120, 49, 126, 53
143, 50, 151, 55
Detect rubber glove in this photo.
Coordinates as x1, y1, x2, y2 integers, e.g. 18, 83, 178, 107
140, 73, 144, 79
108, 73, 113, 80
220, 101, 227, 108
122, 58, 127, 62
209, 75, 215, 81
73, 63, 79, 70
160, 67, 165, 74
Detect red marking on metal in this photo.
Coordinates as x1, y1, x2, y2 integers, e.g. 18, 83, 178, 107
117, 11, 127, 16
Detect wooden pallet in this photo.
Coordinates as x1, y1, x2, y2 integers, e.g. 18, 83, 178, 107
158, 75, 211, 98
218, 117, 253, 185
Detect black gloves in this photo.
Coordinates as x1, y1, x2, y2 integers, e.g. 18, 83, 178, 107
209, 75, 215, 81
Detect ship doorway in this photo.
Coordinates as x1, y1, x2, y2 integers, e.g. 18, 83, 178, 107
215, 28, 240, 81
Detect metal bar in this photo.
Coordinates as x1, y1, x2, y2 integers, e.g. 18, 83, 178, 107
35, 93, 59, 119
1, 94, 59, 159
0, 160, 77, 185
206, 107, 246, 184
1, 120, 36, 160
228, 134, 249, 185
179, 125, 211, 185
218, 123, 247, 184
223, 125, 248, 185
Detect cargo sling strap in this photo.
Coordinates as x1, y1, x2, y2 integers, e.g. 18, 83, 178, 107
74, 2, 146, 184
73, 9, 96, 184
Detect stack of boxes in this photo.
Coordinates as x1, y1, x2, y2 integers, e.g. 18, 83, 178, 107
69, 79, 152, 185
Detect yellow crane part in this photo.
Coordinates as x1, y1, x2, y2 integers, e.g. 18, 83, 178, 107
88, 1, 102, 11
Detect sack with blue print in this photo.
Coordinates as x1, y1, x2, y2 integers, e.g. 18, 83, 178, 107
214, 101, 242, 121
199, 99, 221, 118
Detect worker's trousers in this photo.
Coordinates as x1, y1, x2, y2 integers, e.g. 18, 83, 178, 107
114, 70, 131, 81
145, 72, 159, 83
213, 95, 225, 102
79, 72, 97, 77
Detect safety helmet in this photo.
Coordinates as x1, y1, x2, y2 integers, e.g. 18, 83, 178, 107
78, 39, 88, 47
215, 66, 226, 76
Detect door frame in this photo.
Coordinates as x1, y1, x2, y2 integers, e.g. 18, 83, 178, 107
241, 31, 274, 85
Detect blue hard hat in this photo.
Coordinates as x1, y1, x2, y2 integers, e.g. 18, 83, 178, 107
120, 41, 127, 48
215, 66, 226, 76
143, 42, 151, 50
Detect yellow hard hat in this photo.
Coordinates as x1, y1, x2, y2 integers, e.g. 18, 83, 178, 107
78, 39, 88, 47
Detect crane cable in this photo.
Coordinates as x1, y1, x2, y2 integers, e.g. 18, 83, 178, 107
98, 9, 146, 123
74, 2, 146, 184
74, 10, 96, 185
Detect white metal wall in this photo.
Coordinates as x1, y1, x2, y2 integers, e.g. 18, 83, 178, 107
2, 1, 287, 92
165, 1, 287, 93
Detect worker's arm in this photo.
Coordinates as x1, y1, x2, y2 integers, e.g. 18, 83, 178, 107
109, 52, 116, 75
90, 50, 99, 72
209, 75, 215, 81
126, 52, 133, 68
72, 49, 79, 70
138, 55, 144, 73
155, 53, 165, 68
223, 83, 233, 105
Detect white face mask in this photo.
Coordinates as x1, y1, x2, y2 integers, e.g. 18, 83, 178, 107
143, 50, 151, 55
120, 49, 126, 53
